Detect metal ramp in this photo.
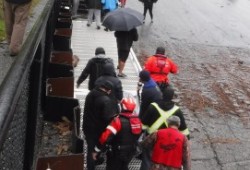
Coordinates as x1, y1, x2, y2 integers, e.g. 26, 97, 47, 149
71, 19, 142, 169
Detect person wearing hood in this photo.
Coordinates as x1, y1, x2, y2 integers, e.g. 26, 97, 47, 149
138, 70, 162, 119
139, 87, 190, 170
83, 80, 118, 170
95, 63, 123, 101
76, 47, 114, 90
144, 46, 178, 92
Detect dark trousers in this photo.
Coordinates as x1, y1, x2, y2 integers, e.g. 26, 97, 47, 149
106, 148, 135, 170
85, 134, 98, 170
156, 82, 171, 93
143, 3, 153, 19
139, 147, 152, 170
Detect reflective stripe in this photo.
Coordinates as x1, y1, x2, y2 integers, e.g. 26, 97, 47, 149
142, 124, 149, 130
94, 146, 101, 152
107, 125, 117, 134
181, 128, 190, 136
147, 103, 179, 134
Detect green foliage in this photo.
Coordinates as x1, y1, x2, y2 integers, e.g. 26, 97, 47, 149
0, 20, 5, 41
0, 0, 40, 41
0, 1, 3, 20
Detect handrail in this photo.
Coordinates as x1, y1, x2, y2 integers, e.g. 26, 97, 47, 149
130, 48, 142, 74
0, 0, 55, 149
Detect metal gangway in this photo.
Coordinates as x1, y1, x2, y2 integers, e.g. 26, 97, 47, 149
71, 19, 142, 169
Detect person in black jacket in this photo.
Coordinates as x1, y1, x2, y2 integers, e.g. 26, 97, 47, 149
86, 0, 102, 29
95, 63, 123, 102
76, 47, 114, 90
3, 0, 31, 56
139, 87, 190, 170
115, 28, 138, 78
83, 80, 118, 170
140, 0, 156, 23
138, 70, 162, 119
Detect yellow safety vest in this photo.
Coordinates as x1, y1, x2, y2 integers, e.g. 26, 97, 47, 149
147, 103, 179, 134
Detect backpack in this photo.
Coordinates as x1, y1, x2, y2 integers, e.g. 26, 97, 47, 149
120, 113, 142, 135
93, 58, 113, 79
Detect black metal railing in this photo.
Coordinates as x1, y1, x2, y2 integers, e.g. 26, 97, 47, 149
0, 0, 55, 169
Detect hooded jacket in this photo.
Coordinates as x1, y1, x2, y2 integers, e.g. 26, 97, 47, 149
139, 78, 162, 119
77, 54, 114, 90
95, 63, 123, 101
83, 87, 117, 138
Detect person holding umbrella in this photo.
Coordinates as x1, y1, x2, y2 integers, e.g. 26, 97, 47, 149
102, 8, 143, 77
115, 28, 138, 78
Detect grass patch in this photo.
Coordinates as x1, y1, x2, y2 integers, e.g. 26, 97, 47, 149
0, 20, 5, 41
0, 0, 40, 42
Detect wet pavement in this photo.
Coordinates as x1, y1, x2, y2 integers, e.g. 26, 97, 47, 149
128, 0, 250, 169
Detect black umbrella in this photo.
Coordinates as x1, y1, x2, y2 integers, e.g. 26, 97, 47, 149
102, 8, 144, 31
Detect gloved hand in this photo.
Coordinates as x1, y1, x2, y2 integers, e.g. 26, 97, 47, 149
92, 152, 105, 165
137, 82, 143, 91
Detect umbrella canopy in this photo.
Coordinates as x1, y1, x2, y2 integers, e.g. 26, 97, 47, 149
102, 8, 144, 31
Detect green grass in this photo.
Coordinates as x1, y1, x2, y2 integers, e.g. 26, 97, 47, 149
0, 0, 40, 42
0, 20, 5, 41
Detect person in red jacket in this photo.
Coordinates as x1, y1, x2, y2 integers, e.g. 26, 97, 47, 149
140, 116, 191, 170
92, 96, 142, 170
144, 46, 178, 92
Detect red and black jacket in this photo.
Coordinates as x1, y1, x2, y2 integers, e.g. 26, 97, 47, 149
94, 113, 142, 152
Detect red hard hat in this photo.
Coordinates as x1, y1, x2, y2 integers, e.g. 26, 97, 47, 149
120, 97, 136, 112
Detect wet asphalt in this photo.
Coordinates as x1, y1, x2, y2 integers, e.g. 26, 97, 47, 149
129, 0, 250, 169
